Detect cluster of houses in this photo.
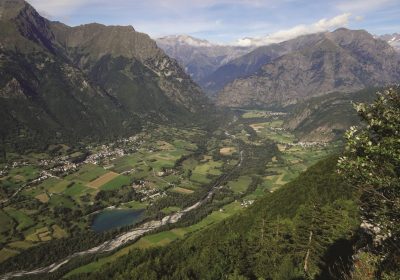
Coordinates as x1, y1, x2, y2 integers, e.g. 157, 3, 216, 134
84, 147, 125, 165
241, 199, 255, 208
29, 171, 56, 185
278, 141, 328, 150
38, 156, 79, 176
50, 162, 78, 175
0, 161, 29, 177
132, 180, 167, 202
84, 136, 145, 165
0, 168, 8, 177
267, 111, 287, 116
269, 127, 285, 132
293, 141, 328, 148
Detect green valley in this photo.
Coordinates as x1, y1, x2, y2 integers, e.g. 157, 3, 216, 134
1, 1, 399, 279
0, 107, 338, 279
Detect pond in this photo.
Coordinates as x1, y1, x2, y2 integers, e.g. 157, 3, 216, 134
91, 208, 145, 232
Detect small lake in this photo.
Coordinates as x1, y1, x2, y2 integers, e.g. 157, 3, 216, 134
91, 208, 145, 232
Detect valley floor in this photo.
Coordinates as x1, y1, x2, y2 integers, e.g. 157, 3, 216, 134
0, 109, 338, 279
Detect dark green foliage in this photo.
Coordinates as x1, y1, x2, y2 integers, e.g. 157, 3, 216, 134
0, 229, 118, 274
0, 51, 142, 152
66, 156, 359, 280
338, 87, 400, 278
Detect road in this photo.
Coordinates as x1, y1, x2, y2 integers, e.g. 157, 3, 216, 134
0, 130, 244, 280
0, 186, 217, 280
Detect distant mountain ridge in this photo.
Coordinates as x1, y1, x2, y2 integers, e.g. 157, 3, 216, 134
379, 33, 400, 51
156, 35, 253, 86
0, 0, 209, 150
216, 28, 400, 108
159, 31, 400, 95
200, 32, 329, 94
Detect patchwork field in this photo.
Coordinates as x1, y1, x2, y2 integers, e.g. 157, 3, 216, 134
66, 164, 108, 183
35, 193, 49, 203
87, 172, 120, 189
220, 147, 236, 156
0, 115, 338, 275
100, 175, 131, 191
169, 187, 194, 194
250, 122, 296, 144
190, 160, 223, 184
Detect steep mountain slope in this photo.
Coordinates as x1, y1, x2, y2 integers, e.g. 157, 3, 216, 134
284, 88, 377, 142
217, 28, 400, 108
0, 0, 208, 150
201, 32, 328, 93
156, 35, 252, 85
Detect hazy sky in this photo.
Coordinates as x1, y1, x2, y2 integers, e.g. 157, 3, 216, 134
27, 0, 400, 45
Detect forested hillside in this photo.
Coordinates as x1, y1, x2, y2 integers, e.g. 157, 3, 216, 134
67, 156, 359, 280
0, 0, 210, 153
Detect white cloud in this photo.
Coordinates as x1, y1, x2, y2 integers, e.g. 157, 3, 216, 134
355, 15, 364, 22
235, 13, 352, 47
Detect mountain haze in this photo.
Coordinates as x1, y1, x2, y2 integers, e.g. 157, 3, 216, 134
156, 35, 253, 87
216, 28, 400, 108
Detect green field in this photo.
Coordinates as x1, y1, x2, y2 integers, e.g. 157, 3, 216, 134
5, 208, 34, 231
100, 175, 131, 191
0, 210, 14, 234
64, 183, 87, 197
190, 160, 222, 184
161, 206, 181, 214
49, 180, 73, 193
228, 176, 252, 193
241, 110, 271, 119
66, 164, 108, 183
8, 240, 35, 250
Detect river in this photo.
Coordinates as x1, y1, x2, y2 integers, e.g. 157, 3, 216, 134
0, 130, 243, 280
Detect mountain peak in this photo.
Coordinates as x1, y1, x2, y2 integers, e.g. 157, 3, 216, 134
157, 34, 215, 47
216, 28, 400, 108
51, 22, 161, 62
74, 22, 136, 32
0, 0, 33, 20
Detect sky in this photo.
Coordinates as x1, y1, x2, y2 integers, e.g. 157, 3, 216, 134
27, 0, 400, 45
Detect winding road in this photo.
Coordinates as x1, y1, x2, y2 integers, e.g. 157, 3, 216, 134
0, 187, 217, 280
0, 130, 244, 280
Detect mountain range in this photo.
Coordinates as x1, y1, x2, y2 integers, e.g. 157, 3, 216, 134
0, 0, 208, 150
216, 28, 400, 108
156, 30, 400, 141
1, 0, 399, 149
156, 35, 253, 84
379, 33, 400, 51
157, 31, 400, 99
